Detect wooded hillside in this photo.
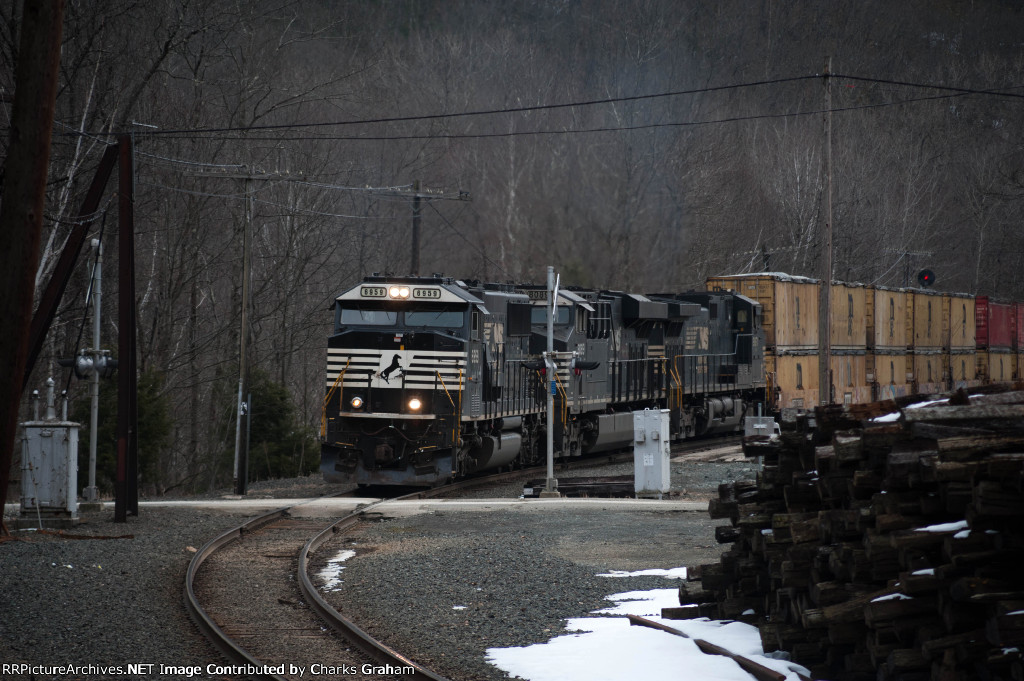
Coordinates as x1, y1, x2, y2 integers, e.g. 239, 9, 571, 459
2, 0, 1022, 492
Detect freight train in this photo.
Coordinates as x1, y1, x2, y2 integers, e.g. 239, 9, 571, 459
320, 275, 766, 486
706, 273, 1024, 411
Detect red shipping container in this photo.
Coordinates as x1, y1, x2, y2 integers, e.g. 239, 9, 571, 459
1016, 302, 1024, 350
976, 296, 1014, 349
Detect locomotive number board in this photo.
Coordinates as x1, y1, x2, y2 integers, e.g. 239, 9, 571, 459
412, 287, 442, 299
360, 286, 387, 298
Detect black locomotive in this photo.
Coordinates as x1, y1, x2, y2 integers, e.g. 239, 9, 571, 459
320, 275, 766, 486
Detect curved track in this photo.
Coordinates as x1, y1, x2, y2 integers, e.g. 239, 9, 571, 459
184, 437, 740, 679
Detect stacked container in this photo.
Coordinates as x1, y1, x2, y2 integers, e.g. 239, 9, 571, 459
976, 296, 1015, 382
829, 283, 870, 405
865, 286, 909, 401
707, 273, 819, 408
944, 292, 977, 387
1017, 302, 1024, 380
706, 273, 871, 409
905, 289, 945, 394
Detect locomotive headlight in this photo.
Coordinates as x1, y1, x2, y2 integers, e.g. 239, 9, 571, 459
387, 286, 411, 299
350, 396, 364, 409
407, 397, 423, 411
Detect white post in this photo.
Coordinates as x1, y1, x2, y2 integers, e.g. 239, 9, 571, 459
541, 266, 560, 498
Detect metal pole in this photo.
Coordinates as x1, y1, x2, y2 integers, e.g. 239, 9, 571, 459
233, 177, 253, 495
245, 391, 252, 481
84, 239, 102, 502
819, 56, 834, 405
541, 266, 559, 497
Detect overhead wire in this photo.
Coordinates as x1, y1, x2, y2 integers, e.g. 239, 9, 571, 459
58, 72, 1024, 144
72, 74, 822, 138
426, 201, 512, 280
136, 180, 406, 220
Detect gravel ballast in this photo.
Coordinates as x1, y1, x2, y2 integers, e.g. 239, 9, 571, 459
312, 505, 726, 681
3, 461, 748, 681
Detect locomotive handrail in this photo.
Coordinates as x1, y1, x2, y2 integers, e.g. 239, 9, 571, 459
435, 370, 458, 446
321, 357, 351, 437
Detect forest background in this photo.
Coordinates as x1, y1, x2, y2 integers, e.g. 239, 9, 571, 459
3, 0, 1023, 494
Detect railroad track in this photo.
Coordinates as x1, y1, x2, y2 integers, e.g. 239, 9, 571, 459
184, 436, 742, 680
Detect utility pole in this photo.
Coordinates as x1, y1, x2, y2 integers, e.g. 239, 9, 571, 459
0, 0, 65, 521
116, 134, 139, 520
411, 179, 422, 276
189, 169, 291, 495
233, 176, 253, 495
376, 182, 468, 276
818, 56, 834, 406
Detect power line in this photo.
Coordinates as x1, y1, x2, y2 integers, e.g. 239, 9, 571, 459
136, 180, 408, 220
70, 75, 820, 138
426, 201, 512, 280
832, 73, 1024, 100
126, 86, 1016, 146
60, 72, 1024, 142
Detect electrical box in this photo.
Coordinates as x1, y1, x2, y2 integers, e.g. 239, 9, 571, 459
633, 408, 671, 497
21, 385, 79, 519
744, 416, 780, 438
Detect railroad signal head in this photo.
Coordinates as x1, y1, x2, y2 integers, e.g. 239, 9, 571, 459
917, 269, 935, 288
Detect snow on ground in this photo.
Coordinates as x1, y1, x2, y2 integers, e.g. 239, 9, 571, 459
486, 577, 810, 681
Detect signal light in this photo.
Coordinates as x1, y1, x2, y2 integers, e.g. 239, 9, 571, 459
917, 269, 935, 288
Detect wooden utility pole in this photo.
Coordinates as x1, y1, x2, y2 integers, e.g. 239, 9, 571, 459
818, 57, 834, 406
411, 179, 422, 275
0, 1, 65, 523
233, 176, 253, 495
115, 134, 139, 520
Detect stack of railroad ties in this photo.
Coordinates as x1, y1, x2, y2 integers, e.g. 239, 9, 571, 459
673, 383, 1024, 681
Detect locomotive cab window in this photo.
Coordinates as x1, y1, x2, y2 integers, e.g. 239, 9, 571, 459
531, 305, 572, 325
405, 307, 466, 328
339, 307, 397, 326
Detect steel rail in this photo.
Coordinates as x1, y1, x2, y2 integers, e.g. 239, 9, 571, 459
297, 493, 447, 681
183, 506, 292, 681
185, 435, 740, 679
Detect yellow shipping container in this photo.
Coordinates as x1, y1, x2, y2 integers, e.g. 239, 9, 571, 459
866, 352, 910, 401
772, 353, 819, 408
905, 289, 944, 352
943, 293, 976, 352
909, 352, 945, 395
707, 273, 819, 352
866, 287, 908, 352
978, 350, 1014, 383
767, 351, 869, 409
830, 283, 868, 352
949, 351, 976, 387
830, 353, 871, 405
